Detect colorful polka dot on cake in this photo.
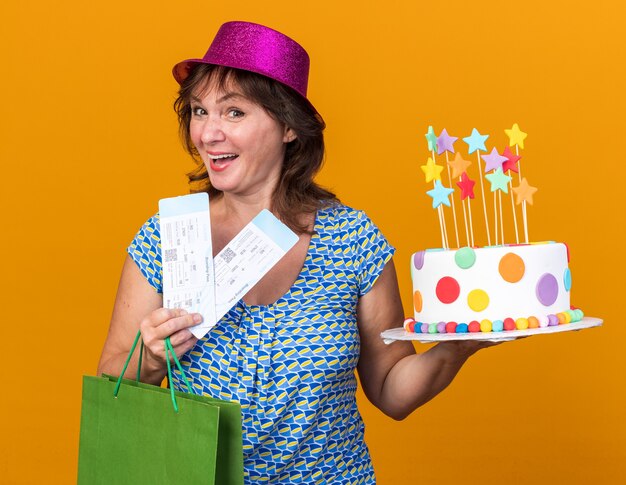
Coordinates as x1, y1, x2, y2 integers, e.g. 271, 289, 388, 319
454, 247, 476, 269
467, 289, 489, 311
413, 290, 423, 312
564, 268, 572, 291
536, 273, 559, 306
413, 251, 425, 270
498, 252, 526, 283
436, 276, 460, 304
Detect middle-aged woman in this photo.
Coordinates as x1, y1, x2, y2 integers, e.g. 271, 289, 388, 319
98, 21, 493, 484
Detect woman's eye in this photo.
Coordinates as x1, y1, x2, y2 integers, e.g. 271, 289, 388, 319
191, 106, 206, 116
227, 109, 244, 119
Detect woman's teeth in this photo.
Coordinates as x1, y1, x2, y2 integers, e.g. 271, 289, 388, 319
209, 153, 238, 160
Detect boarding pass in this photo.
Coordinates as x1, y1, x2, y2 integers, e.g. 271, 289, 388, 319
159, 193, 298, 339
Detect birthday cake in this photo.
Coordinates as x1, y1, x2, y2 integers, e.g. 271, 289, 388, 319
403, 124, 583, 335
407, 243, 582, 334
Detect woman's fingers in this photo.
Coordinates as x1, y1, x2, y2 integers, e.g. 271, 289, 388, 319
141, 308, 201, 338
155, 310, 202, 340
170, 334, 199, 360
168, 327, 198, 348
139, 308, 202, 365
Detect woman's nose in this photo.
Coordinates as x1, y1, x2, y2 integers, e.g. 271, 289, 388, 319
200, 116, 226, 144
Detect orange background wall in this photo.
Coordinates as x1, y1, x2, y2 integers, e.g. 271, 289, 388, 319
1, 1, 624, 483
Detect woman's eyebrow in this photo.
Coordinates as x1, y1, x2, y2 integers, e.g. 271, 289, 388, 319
190, 92, 246, 105
216, 92, 245, 104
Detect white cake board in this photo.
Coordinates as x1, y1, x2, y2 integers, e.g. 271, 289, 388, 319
381, 317, 603, 344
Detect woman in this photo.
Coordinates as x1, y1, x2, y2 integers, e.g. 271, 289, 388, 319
98, 21, 491, 484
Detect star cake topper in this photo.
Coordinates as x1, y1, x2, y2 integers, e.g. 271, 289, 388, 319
427, 180, 455, 208
481, 147, 508, 173
504, 123, 528, 149
448, 153, 471, 179
425, 126, 438, 152
485, 168, 512, 193
502, 146, 522, 173
462, 128, 489, 154
456, 172, 476, 200
421, 157, 444, 183
436, 128, 458, 155
512, 177, 538, 204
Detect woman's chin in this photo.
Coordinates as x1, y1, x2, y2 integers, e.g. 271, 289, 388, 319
206, 174, 233, 193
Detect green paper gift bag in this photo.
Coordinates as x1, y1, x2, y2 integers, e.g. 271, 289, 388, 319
78, 333, 243, 485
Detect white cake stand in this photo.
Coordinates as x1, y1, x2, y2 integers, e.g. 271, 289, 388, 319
381, 317, 603, 344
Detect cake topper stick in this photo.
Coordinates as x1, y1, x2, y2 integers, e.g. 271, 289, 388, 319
437, 206, 450, 249
509, 190, 519, 244
421, 132, 449, 248
460, 196, 470, 246
485, 168, 512, 246
437, 129, 459, 248
456, 171, 476, 248
463, 129, 490, 246
467, 198, 475, 246
522, 203, 528, 243
493, 192, 498, 245
449, 153, 472, 247
482, 148, 508, 245
427, 180, 455, 248
512, 178, 537, 243
438, 185, 449, 250
479, 154, 491, 246
516, 147, 526, 243
435, 202, 446, 248
505, 124, 528, 241
424, 127, 445, 247
502, 146, 521, 244
444, 152, 460, 248
499, 190, 505, 244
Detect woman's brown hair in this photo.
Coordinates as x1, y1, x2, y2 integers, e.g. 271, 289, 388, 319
174, 64, 338, 234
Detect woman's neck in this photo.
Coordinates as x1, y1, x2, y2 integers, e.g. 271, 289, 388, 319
211, 191, 272, 227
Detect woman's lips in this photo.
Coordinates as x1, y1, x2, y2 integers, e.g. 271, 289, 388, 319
208, 155, 238, 172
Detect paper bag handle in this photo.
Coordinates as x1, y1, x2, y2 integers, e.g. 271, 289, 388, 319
113, 330, 195, 412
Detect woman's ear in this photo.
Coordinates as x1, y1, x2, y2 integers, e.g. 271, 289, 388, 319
283, 126, 297, 143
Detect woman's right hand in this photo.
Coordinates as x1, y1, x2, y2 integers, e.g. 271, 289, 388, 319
139, 307, 201, 373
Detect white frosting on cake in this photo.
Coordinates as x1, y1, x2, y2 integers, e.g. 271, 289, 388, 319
411, 243, 571, 324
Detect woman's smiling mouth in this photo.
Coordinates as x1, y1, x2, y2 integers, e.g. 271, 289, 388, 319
208, 152, 239, 171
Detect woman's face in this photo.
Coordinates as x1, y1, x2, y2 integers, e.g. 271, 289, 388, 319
189, 78, 295, 198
